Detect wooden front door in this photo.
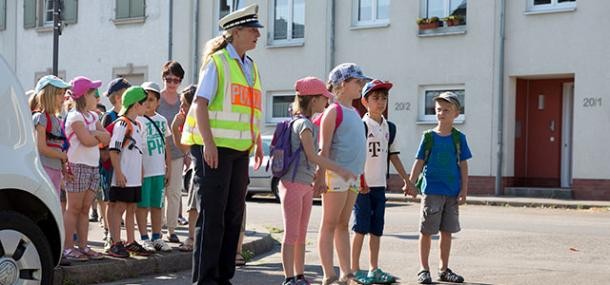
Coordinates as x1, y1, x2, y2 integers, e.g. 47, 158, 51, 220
515, 78, 572, 187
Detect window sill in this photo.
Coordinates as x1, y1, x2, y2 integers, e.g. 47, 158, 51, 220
266, 41, 305, 49
35, 26, 54, 33
416, 119, 465, 125
524, 6, 576, 15
113, 17, 146, 25
417, 25, 467, 37
350, 22, 390, 30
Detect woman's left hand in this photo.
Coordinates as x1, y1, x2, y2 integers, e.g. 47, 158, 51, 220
253, 145, 263, 170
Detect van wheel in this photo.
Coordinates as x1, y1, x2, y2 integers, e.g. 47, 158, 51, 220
271, 177, 280, 203
0, 211, 54, 285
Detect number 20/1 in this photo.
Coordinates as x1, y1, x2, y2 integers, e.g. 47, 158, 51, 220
583, 97, 602, 107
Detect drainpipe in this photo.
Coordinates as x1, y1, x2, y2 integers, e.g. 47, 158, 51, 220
495, 0, 506, 196
168, 0, 174, 60
326, 0, 336, 76
192, 0, 200, 82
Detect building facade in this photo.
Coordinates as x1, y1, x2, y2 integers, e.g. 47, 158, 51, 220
1, 0, 608, 199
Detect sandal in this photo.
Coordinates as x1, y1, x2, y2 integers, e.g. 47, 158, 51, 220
353, 271, 373, 285
235, 253, 246, 266
178, 238, 194, 252
417, 270, 432, 284
369, 268, 396, 284
63, 248, 88, 262
79, 246, 104, 260
321, 275, 338, 285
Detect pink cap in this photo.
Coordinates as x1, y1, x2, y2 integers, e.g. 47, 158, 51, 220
295, 76, 332, 98
70, 76, 102, 99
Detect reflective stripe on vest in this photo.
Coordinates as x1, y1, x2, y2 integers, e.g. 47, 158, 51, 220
181, 48, 262, 151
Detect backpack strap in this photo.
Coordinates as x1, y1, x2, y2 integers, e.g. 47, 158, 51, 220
334, 102, 343, 129
451, 127, 462, 163
143, 115, 166, 145
421, 130, 434, 165
66, 111, 97, 143
386, 120, 397, 179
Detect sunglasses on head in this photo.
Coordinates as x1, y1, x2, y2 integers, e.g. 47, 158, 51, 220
164, 77, 182, 84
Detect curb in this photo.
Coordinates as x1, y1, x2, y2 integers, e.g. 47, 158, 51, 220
53, 230, 276, 285
386, 195, 610, 210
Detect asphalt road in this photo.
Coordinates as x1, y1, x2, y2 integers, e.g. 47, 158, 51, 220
101, 196, 610, 285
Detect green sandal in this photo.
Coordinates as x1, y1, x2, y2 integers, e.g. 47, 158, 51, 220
353, 270, 373, 285
369, 268, 396, 284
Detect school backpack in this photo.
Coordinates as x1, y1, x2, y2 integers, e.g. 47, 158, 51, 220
415, 128, 462, 191
312, 102, 343, 129
267, 115, 306, 180
33, 111, 69, 151
363, 119, 397, 179
100, 116, 136, 170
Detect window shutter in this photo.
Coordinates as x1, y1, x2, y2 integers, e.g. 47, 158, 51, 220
130, 0, 145, 18
24, 0, 36, 28
116, 0, 129, 19
62, 0, 77, 24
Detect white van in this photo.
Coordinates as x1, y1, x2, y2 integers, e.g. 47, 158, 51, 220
0, 56, 64, 284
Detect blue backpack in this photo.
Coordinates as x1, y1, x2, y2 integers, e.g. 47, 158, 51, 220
267, 116, 306, 180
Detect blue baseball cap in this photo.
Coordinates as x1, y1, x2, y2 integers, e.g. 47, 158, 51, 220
328, 63, 371, 86
34, 75, 71, 93
362, 79, 393, 98
105, 78, 131, 97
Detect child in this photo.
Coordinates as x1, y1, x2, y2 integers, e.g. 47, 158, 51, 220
136, 82, 172, 252
100, 78, 131, 248
170, 85, 197, 252
351, 80, 416, 284
107, 86, 150, 258
408, 92, 472, 284
280, 77, 357, 285
63, 76, 110, 261
31, 75, 71, 199
316, 63, 370, 285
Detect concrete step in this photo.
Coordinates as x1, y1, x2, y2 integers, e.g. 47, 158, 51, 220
504, 187, 573, 199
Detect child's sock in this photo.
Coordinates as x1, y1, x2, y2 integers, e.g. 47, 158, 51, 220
141, 234, 149, 241
296, 274, 305, 280
151, 233, 161, 241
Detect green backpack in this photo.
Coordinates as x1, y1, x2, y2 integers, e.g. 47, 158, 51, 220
415, 128, 462, 192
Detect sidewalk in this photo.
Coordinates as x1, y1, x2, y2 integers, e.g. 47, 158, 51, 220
53, 225, 276, 285
386, 192, 610, 209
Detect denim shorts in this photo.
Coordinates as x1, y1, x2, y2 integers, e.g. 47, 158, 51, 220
352, 187, 386, 236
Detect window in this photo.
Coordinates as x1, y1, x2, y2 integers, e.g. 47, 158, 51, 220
115, 0, 145, 20
267, 92, 294, 123
112, 64, 147, 86
0, 0, 6, 31
270, 0, 305, 45
23, 0, 77, 29
353, 0, 390, 26
419, 85, 465, 122
216, 0, 242, 33
527, 0, 575, 12
420, 0, 467, 26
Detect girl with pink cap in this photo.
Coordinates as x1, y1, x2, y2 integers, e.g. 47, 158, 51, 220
62, 76, 110, 261
278, 77, 356, 285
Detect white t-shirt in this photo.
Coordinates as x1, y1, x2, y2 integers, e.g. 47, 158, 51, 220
65, 110, 100, 167
137, 113, 172, 177
362, 114, 399, 187
109, 117, 143, 187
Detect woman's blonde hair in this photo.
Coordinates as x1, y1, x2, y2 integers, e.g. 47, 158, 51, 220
200, 27, 242, 72
36, 85, 64, 114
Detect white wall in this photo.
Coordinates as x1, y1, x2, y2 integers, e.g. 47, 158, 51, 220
504, 1, 610, 179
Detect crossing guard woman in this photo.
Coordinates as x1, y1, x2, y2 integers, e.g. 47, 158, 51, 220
182, 4, 264, 284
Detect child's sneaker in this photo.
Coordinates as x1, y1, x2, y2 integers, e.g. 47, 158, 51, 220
125, 241, 152, 256
108, 241, 129, 258
417, 270, 432, 284
102, 229, 109, 241
141, 240, 156, 252
153, 239, 172, 252
438, 268, 464, 283
295, 278, 311, 285
166, 233, 180, 243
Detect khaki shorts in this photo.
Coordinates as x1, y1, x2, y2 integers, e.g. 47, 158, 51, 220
419, 195, 460, 235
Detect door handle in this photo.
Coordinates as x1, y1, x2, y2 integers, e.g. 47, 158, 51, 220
549, 120, 555, 132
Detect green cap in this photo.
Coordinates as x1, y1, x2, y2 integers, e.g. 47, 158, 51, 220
118, 86, 147, 116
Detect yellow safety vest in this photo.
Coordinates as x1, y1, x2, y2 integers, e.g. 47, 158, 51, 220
181, 49, 262, 151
